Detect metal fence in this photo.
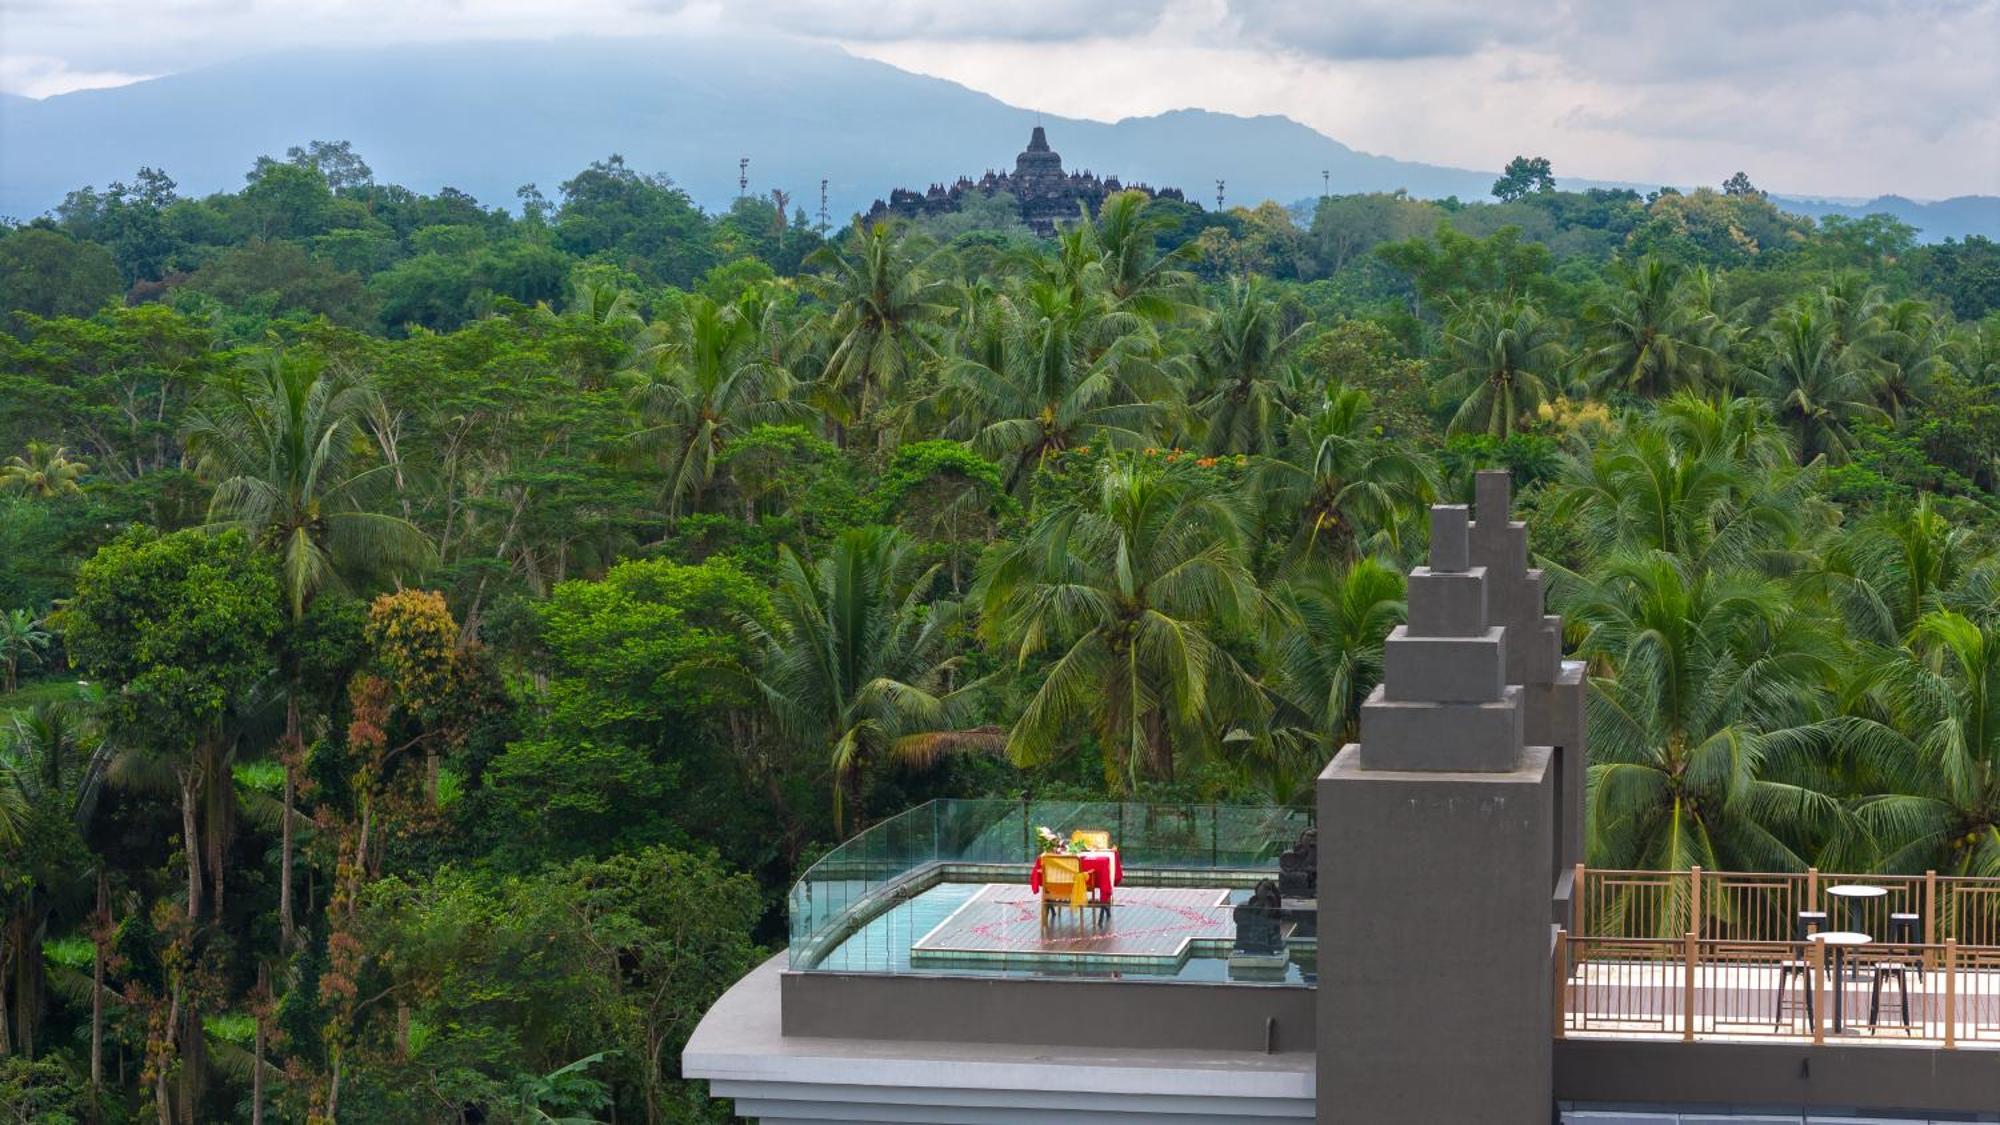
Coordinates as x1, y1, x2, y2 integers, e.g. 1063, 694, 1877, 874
1573, 866, 2000, 947
1557, 931, 2000, 1048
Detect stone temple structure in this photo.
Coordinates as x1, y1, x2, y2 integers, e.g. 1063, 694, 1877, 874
864, 125, 1188, 237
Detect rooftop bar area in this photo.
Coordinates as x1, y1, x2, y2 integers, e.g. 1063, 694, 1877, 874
788, 797, 1316, 984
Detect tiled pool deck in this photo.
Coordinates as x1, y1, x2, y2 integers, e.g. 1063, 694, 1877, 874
811, 881, 1314, 984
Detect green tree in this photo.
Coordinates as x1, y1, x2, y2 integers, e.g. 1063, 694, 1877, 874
1188, 277, 1309, 456
59, 528, 280, 922
0, 443, 89, 498
0, 701, 108, 1058
0, 609, 52, 693
1761, 301, 1883, 464
943, 279, 1163, 492
1822, 613, 2000, 874
1584, 257, 1723, 397
185, 350, 432, 618
1439, 299, 1563, 438
1492, 155, 1556, 202
1256, 384, 1436, 570
0, 230, 122, 329
981, 455, 1262, 788
1264, 559, 1406, 795
488, 557, 780, 863
1562, 552, 1838, 884
624, 294, 802, 518
805, 221, 952, 439
753, 526, 991, 833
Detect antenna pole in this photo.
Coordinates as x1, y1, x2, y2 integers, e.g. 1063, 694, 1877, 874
738, 157, 749, 197
1215, 179, 1225, 211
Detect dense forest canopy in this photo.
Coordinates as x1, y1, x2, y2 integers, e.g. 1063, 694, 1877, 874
2, 141, 1999, 1121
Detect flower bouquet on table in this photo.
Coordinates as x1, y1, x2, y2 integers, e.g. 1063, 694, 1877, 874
1035, 826, 1071, 855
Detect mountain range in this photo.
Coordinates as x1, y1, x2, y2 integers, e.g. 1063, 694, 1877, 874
2, 35, 1994, 243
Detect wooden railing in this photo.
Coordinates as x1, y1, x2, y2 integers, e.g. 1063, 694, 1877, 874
1572, 865, 2000, 947
1555, 931, 2000, 1048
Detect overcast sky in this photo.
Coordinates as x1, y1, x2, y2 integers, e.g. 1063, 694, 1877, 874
2, 0, 1995, 199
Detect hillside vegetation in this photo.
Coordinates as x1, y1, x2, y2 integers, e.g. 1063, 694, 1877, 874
2, 144, 1999, 1122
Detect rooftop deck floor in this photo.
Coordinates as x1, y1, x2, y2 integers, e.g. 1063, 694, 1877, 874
1566, 955, 2000, 1047
814, 881, 1312, 983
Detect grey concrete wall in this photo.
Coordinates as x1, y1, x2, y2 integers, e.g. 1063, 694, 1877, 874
1556, 1038, 2000, 1118
782, 969, 1314, 1053
1529, 664, 1589, 879
1317, 744, 1557, 1125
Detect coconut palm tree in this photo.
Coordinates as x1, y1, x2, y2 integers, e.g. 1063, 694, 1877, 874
0, 609, 52, 694
1187, 277, 1311, 456
1549, 395, 1809, 567
1439, 299, 1563, 438
1584, 257, 1722, 397
980, 454, 1264, 788
1087, 190, 1199, 320
944, 280, 1165, 492
624, 294, 804, 517
1264, 559, 1406, 796
1806, 495, 1973, 647
185, 352, 435, 617
1560, 552, 1839, 885
0, 442, 88, 498
751, 526, 995, 834
1255, 384, 1437, 571
1870, 297, 1944, 423
804, 220, 953, 440
1761, 302, 1883, 464
1825, 612, 2000, 874
184, 351, 433, 940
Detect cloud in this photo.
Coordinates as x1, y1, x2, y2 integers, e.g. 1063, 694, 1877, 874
0, 54, 156, 98
1223, 0, 1533, 61
697, 0, 1176, 41
0, 0, 1993, 197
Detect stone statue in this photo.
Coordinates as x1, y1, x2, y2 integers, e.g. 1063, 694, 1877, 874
1232, 880, 1285, 955
1278, 827, 1318, 899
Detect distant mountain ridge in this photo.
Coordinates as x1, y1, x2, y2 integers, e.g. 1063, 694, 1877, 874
1, 36, 1994, 243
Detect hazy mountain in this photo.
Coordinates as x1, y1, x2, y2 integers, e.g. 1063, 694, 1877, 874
2, 36, 1994, 243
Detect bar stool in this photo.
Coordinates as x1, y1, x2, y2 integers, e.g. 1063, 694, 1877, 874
1869, 956, 1913, 1032
1774, 911, 1825, 1026
1888, 912, 1922, 980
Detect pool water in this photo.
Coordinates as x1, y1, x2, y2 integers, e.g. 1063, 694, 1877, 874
810, 881, 1313, 985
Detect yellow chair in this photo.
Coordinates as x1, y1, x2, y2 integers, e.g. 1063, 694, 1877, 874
1070, 829, 1112, 851
1039, 855, 1102, 930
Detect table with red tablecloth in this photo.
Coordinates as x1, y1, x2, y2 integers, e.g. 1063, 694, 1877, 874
1028, 850, 1122, 904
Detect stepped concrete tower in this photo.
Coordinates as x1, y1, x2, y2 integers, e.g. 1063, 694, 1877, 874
1317, 471, 1579, 1125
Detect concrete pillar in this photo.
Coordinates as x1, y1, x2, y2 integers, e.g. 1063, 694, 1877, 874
1317, 477, 1565, 1125
1469, 469, 1589, 889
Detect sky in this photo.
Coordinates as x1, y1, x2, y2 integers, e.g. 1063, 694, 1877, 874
1, 0, 1995, 200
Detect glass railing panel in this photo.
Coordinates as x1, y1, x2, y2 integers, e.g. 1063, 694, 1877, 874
789, 798, 1315, 978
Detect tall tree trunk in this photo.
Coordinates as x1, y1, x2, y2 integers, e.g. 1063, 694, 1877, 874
281, 696, 299, 944
8, 912, 35, 1058
92, 872, 106, 1091
251, 964, 266, 1125
0, 942, 11, 1055
181, 767, 202, 921
206, 750, 227, 922
153, 981, 180, 1125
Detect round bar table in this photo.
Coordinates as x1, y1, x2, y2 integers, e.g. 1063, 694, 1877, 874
1827, 884, 1887, 936
1807, 931, 1872, 1033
